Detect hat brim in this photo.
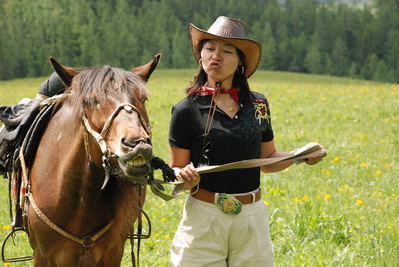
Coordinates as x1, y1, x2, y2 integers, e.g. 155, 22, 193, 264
190, 23, 262, 78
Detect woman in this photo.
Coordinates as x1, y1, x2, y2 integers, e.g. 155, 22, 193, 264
169, 16, 326, 266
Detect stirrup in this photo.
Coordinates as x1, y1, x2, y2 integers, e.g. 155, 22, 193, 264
1, 227, 34, 263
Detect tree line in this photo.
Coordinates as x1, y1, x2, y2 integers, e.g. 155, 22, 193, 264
0, 0, 398, 83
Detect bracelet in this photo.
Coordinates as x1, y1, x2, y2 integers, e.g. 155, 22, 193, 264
291, 149, 304, 164
190, 185, 200, 195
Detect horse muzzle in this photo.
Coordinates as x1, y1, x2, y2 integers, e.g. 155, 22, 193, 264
117, 143, 153, 180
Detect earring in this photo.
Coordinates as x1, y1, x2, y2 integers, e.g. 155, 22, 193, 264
237, 65, 245, 75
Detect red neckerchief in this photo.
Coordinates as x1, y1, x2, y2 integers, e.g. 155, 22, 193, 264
190, 86, 240, 102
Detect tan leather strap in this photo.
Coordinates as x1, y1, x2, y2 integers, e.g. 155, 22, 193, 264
195, 142, 325, 174
28, 192, 113, 247
161, 143, 326, 200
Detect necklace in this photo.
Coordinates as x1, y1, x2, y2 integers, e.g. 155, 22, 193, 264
215, 97, 236, 113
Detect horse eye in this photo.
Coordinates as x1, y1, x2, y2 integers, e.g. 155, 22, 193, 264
84, 97, 99, 107
140, 96, 148, 104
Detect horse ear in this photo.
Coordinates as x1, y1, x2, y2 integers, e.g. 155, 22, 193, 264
131, 53, 162, 83
49, 57, 79, 87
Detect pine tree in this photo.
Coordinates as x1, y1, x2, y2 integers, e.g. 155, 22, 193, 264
304, 36, 323, 74
360, 53, 378, 80
373, 60, 389, 82
330, 37, 350, 76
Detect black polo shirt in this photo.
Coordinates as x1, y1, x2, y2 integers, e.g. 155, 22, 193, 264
169, 91, 274, 194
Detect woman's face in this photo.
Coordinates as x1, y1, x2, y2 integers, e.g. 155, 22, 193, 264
200, 39, 240, 85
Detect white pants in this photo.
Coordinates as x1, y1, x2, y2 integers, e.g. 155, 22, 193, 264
170, 195, 274, 267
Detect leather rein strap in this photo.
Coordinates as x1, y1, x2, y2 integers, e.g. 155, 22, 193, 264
162, 144, 326, 200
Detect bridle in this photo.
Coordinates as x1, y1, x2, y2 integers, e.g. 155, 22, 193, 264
18, 101, 154, 265
82, 102, 152, 189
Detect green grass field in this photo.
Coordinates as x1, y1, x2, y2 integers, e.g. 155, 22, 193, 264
0, 69, 398, 266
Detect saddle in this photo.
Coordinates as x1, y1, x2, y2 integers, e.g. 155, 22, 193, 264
0, 71, 66, 175
6, 101, 57, 226
1, 100, 57, 263
0, 99, 42, 175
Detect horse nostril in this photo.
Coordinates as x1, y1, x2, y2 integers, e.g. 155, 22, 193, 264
121, 137, 135, 148
145, 138, 152, 146
121, 137, 148, 148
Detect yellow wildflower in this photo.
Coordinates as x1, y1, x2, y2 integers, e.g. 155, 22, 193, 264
324, 194, 331, 200
384, 163, 393, 168
333, 157, 340, 162
161, 218, 166, 222
356, 200, 364, 206
361, 162, 368, 167
2, 225, 11, 230
376, 170, 382, 175
302, 196, 309, 201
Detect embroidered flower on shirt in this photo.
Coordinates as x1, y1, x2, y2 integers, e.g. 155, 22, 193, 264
253, 100, 270, 125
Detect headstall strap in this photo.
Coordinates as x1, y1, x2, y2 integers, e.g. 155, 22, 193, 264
82, 103, 152, 157
81, 103, 153, 189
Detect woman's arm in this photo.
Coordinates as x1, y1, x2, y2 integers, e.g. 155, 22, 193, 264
260, 140, 294, 173
260, 140, 327, 173
170, 145, 200, 190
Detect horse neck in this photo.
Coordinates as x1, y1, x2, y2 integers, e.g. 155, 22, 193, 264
53, 107, 138, 220
33, 107, 109, 210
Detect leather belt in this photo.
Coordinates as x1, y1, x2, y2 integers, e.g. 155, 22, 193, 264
191, 188, 261, 204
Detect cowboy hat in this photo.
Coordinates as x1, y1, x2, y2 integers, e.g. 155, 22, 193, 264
190, 16, 262, 78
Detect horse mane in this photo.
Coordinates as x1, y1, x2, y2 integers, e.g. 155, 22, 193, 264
60, 66, 149, 120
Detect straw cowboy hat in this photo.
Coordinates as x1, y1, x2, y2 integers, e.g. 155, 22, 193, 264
190, 16, 262, 78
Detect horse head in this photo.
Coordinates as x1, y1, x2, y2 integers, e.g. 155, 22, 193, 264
49, 55, 161, 185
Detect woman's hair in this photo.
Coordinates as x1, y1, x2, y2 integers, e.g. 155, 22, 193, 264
186, 40, 251, 100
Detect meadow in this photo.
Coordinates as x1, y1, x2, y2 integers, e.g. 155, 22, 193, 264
0, 69, 398, 266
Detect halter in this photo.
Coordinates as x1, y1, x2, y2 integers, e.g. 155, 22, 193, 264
82, 102, 152, 189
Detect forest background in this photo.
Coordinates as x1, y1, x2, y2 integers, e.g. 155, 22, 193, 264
1, 0, 398, 83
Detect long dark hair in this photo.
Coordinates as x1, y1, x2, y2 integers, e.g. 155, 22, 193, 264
186, 40, 252, 100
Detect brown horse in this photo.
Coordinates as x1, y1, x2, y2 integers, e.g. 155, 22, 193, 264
27, 55, 161, 266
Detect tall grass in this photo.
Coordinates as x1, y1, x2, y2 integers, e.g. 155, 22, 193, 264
0, 69, 398, 266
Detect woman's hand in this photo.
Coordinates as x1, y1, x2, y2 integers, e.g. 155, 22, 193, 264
174, 164, 201, 190
304, 147, 327, 165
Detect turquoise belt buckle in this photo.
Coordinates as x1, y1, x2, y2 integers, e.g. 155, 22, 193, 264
215, 193, 242, 215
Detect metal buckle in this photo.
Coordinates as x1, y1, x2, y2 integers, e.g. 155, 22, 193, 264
214, 193, 242, 215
